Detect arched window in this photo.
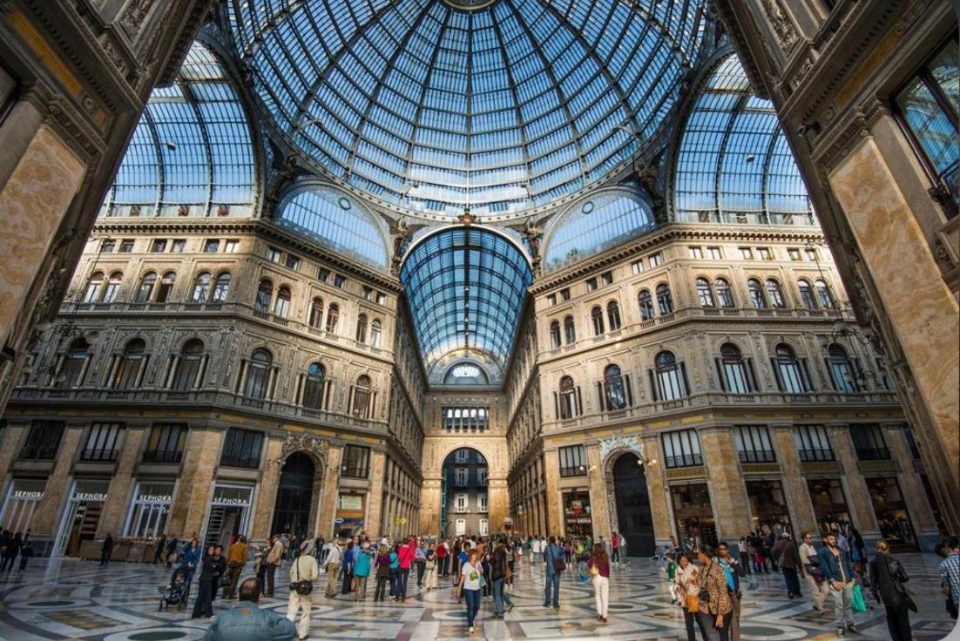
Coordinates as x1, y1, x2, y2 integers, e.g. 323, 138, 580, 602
638, 289, 654, 320
113, 338, 146, 389
192, 272, 211, 303
654, 351, 686, 401
254, 279, 273, 311
273, 285, 291, 317
798, 279, 816, 309
718, 343, 751, 394
58, 338, 90, 388
82, 272, 105, 303
309, 298, 324, 329
370, 319, 382, 348
558, 375, 579, 419
766, 278, 786, 308
591, 306, 605, 336
103, 272, 123, 303
136, 272, 157, 303
604, 364, 627, 410
356, 313, 368, 343
607, 301, 622, 331
156, 272, 176, 303
747, 278, 766, 309
325, 303, 340, 333
696, 277, 715, 307
563, 315, 576, 344
172, 339, 204, 391
827, 344, 859, 393
211, 272, 231, 303
715, 278, 734, 308
302, 362, 326, 410
352, 374, 373, 418
656, 283, 674, 315
549, 320, 561, 349
816, 279, 834, 309
243, 348, 272, 400
774, 344, 808, 393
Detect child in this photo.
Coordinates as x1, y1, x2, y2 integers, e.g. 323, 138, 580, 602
665, 553, 679, 605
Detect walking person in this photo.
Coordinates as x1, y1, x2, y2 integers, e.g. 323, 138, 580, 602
210, 545, 226, 603
799, 532, 827, 614
265, 534, 285, 597
183, 538, 202, 606
771, 533, 803, 599
610, 532, 620, 567
457, 549, 483, 635
353, 541, 373, 601
490, 538, 515, 618
542, 536, 564, 609
191, 545, 218, 619
716, 542, 745, 641
99, 533, 113, 566
939, 536, 959, 619
287, 540, 318, 641
396, 537, 415, 602
675, 553, 700, 641
374, 545, 391, 601
697, 545, 733, 641
587, 543, 610, 623
323, 539, 342, 598
340, 541, 355, 595
415, 539, 427, 588
224, 536, 248, 599
425, 546, 439, 591
869, 540, 913, 641
818, 531, 860, 637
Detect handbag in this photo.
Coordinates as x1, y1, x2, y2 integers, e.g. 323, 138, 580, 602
686, 594, 700, 613
292, 558, 313, 596
851, 584, 867, 613
553, 557, 566, 572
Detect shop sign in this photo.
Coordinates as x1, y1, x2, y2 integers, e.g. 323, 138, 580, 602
75, 492, 108, 502
12, 491, 43, 500
139, 495, 172, 503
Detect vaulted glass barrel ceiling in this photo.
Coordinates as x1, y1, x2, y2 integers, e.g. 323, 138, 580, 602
227, 0, 705, 219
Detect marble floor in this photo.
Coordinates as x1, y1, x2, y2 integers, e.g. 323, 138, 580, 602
0, 554, 956, 641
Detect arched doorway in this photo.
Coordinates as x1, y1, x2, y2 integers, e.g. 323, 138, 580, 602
271, 452, 315, 538
613, 453, 655, 557
440, 447, 490, 538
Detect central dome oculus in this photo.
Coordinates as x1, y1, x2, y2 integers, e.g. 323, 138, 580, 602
229, 0, 705, 219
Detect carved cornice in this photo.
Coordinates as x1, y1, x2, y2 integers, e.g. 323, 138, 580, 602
156, 1, 217, 87
710, 0, 772, 99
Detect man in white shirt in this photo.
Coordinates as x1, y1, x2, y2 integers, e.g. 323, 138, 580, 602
798, 532, 827, 613
531, 538, 542, 564
287, 541, 319, 641
323, 540, 342, 598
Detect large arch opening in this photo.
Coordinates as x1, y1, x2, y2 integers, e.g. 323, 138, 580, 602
612, 452, 655, 557
440, 447, 490, 538
271, 451, 318, 538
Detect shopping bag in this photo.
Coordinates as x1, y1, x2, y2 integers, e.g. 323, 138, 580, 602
851, 583, 868, 613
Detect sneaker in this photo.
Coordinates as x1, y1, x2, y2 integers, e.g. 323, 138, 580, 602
507, 603, 515, 612
847, 626, 860, 635
837, 628, 845, 637
469, 626, 475, 635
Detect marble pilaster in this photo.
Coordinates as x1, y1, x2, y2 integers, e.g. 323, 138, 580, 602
585, 443, 611, 542
98, 426, 147, 537
698, 427, 752, 540
250, 435, 285, 541
826, 425, 880, 539
641, 435, 673, 547
882, 423, 938, 551
366, 450, 387, 536
544, 449, 562, 537
0, 421, 29, 482
770, 425, 818, 536
316, 444, 343, 538
31, 424, 84, 536
167, 427, 225, 537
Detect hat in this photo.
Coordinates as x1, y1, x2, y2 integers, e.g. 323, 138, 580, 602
299, 540, 312, 553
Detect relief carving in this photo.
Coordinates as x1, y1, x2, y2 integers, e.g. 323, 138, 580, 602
761, 0, 799, 48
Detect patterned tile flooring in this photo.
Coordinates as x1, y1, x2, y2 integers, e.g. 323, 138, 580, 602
0, 554, 956, 641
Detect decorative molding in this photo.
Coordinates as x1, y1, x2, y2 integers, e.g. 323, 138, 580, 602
280, 432, 330, 464
665, 466, 706, 480
760, 0, 799, 49
599, 435, 645, 464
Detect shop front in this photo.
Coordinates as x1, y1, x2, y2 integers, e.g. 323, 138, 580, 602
806, 478, 851, 534
123, 481, 174, 539
204, 484, 254, 548
866, 476, 916, 549
335, 492, 364, 539
55, 479, 109, 556
745, 480, 792, 536
0, 479, 46, 534
562, 490, 593, 539
670, 483, 716, 548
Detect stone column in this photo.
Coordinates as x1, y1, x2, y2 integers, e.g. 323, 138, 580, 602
543, 448, 562, 536
366, 450, 387, 536
0, 420, 29, 481
250, 435, 285, 541
585, 443, 611, 541
488, 476, 509, 535
316, 445, 342, 538
32, 423, 84, 536
641, 434, 674, 548
0, 123, 86, 347
882, 423, 938, 551
770, 424, 818, 537
826, 424, 880, 539
99, 425, 148, 537
168, 427, 225, 537
698, 427, 752, 541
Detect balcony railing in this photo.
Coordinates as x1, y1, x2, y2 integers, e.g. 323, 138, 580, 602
18, 445, 59, 460
219, 453, 261, 469
81, 448, 119, 462
341, 466, 369, 479
142, 449, 183, 464
738, 450, 777, 463
664, 454, 703, 469
854, 447, 891, 461
799, 448, 835, 462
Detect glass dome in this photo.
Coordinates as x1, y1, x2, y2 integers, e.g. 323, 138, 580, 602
229, 0, 705, 219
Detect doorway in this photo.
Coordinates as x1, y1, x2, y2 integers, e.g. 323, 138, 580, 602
271, 452, 315, 538
613, 453, 655, 556
440, 447, 488, 538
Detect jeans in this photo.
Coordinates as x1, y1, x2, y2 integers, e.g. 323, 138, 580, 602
683, 609, 698, 641
783, 567, 802, 597
265, 564, 277, 595
492, 577, 512, 614
389, 569, 398, 597
739, 552, 751, 574
224, 565, 243, 598
696, 611, 730, 641
593, 575, 609, 617
611, 548, 620, 563
354, 575, 368, 600
464, 588, 481, 627
416, 560, 425, 587
397, 568, 410, 600
543, 573, 560, 608
831, 581, 855, 630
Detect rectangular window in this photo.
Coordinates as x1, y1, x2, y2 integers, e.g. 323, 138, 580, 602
333, 274, 347, 288
376, 292, 387, 305
455, 468, 468, 487
455, 494, 468, 513
479, 518, 489, 536
143, 423, 186, 463
442, 406, 489, 432
19, 420, 65, 460
546, 293, 557, 306
478, 494, 488, 512
850, 424, 891, 460
689, 246, 703, 259
804, 248, 818, 262
559, 288, 571, 301
203, 239, 220, 253
788, 248, 802, 261
150, 239, 167, 252
342, 444, 371, 478
477, 469, 488, 486
794, 425, 835, 461
171, 239, 186, 253
101, 239, 116, 253
649, 252, 663, 267
757, 247, 773, 261
317, 268, 330, 282
601, 271, 613, 285
454, 449, 469, 463
224, 240, 240, 253
219, 428, 263, 468
661, 429, 703, 468
558, 444, 588, 477
739, 247, 753, 260
734, 425, 777, 463
362, 286, 373, 300
119, 240, 135, 253
586, 277, 597, 291
707, 247, 722, 260
266, 246, 283, 263
631, 259, 644, 274
284, 254, 300, 270
82, 422, 122, 461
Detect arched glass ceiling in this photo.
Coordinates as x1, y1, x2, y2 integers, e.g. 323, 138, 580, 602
228, 0, 705, 219
399, 227, 533, 378
101, 41, 257, 218
543, 190, 655, 272
673, 54, 816, 226
275, 188, 390, 270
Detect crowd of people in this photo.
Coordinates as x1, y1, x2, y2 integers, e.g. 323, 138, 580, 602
0, 529, 34, 572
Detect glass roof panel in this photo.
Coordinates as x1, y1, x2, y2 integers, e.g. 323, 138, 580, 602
229, 0, 705, 219
399, 227, 533, 378
102, 41, 256, 218
674, 54, 816, 225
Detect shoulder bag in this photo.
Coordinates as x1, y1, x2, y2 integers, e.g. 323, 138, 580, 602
292, 558, 313, 596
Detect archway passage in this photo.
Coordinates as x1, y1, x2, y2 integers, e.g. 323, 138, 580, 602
613, 453, 656, 557
271, 452, 315, 538
440, 447, 490, 538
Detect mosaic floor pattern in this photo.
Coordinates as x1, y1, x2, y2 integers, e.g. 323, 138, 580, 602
0, 554, 957, 640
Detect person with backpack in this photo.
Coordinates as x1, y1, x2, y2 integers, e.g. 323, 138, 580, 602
490, 538, 515, 618
869, 540, 913, 641
543, 536, 565, 609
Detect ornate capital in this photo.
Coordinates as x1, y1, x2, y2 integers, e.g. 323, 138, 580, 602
280, 432, 329, 462
599, 435, 644, 465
